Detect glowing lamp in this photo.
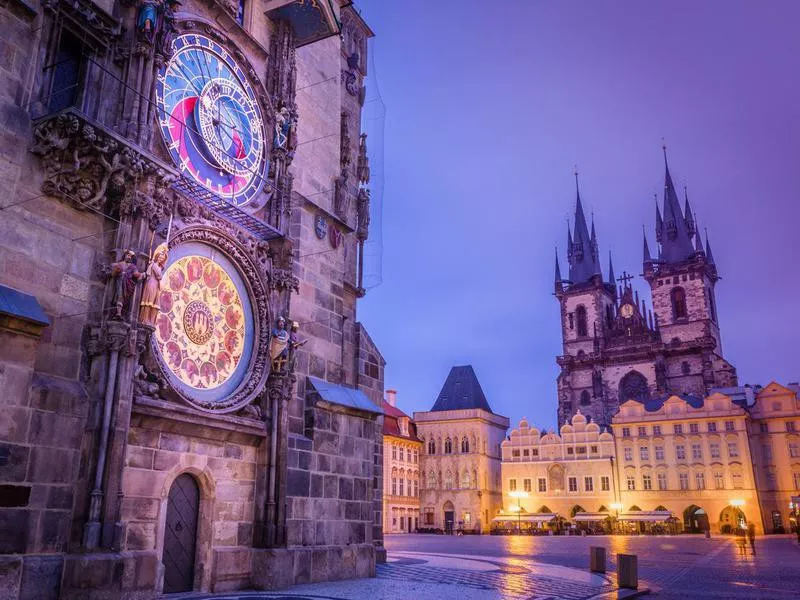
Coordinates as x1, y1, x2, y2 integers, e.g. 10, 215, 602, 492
730, 499, 745, 507
610, 503, 624, 511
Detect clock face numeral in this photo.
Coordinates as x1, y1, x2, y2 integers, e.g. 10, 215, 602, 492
155, 34, 267, 206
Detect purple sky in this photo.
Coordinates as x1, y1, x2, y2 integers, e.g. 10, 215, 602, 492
355, 0, 800, 430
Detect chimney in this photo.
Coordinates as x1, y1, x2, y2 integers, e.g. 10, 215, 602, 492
386, 389, 397, 407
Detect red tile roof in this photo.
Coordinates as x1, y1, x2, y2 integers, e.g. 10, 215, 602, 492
382, 400, 422, 442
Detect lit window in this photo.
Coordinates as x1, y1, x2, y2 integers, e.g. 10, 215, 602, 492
692, 444, 702, 460
639, 446, 649, 461
642, 474, 652, 490
653, 425, 662, 435
624, 447, 633, 461
695, 472, 706, 489
655, 446, 665, 461
600, 476, 610, 491
793, 473, 800, 490
538, 478, 547, 492
509, 479, 517, 491
568, 477, 578, 492
728, 442, 739, 457
710, 443, 720, 459
676, 445, 686, 460
523, 479, 531, 492
591, 445, 598, 453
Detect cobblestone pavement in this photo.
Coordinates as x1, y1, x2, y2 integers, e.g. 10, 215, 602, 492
181, 534, 800, 599
385, 533, 800, 598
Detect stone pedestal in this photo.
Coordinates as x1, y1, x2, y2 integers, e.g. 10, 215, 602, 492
589, 546, 606, 573
617, 553, 638, 589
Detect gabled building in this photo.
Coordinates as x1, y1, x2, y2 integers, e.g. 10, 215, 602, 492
382, 390, 422, 534
415, 366, 509, 533
555, 151, 737, 428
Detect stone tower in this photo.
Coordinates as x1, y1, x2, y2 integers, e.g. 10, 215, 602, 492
555, 152, 737, 428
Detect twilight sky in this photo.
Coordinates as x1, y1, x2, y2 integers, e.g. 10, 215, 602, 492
354, 0, 800, 431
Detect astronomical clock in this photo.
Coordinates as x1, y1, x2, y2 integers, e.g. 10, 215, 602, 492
156, 33, 267, 207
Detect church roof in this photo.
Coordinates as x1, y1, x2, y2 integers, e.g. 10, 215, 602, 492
430, 365, 493, 413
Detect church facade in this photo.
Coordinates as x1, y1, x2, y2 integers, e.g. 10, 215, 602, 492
0, 1, 384, 598
555, 152, 737, 428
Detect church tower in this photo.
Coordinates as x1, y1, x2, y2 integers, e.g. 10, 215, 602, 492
555, 175, 617, 427
642, 148, 737, 393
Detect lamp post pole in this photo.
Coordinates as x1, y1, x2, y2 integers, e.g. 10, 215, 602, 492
610, 503, 624, 536
509, 491, 529, 535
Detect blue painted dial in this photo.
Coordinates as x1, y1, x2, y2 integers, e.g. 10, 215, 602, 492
156, 34, 267, 206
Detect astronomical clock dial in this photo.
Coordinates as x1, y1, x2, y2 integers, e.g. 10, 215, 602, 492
620, 303, 635, 319
156, 34, 267, 206
153, 242, 255, 409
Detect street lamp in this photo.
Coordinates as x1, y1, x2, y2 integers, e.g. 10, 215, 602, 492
509, 491, 529, 534
610, 502, 624, 535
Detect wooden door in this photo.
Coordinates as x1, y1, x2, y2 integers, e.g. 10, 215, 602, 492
163, 474, 199, 594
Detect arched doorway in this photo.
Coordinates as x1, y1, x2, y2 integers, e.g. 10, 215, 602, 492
163, 474, 200, 593
443, 501, 455, 534
683, 505, 708, 533
719, 505, 746, 534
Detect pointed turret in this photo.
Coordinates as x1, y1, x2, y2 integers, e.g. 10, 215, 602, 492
555, 247, 563, 287
655, 194, 663, 244
659, 146, 695, 263
643, 226, 652, 263
683, 186, 696, 237
607, 252, 616, 286
705, 229, 715, 265
568, 173, 602, 284
694, 225, 704, 254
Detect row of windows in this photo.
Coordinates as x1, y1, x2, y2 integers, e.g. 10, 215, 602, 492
625, 471, 744, 491
426, 470, 480, 490
510, 445, 601, 459
759, 421, 798, 433
623, 441, 740, 462
390, 478, 419, 497
509, 476, 611, 494
621, 421, 737, 437
426, 436, 475, 455
390, 445, 419, 463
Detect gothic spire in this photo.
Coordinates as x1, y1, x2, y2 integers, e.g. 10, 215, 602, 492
659, 146, 695, 263
705, 229, 716, 265
568, 172, 602, 284
684, 186, 696, 236
643, 226, 652, 263
555, 247, 562, 284
693, 215, 704, 253
607, 251, 616, 286
655, 194, 663, 244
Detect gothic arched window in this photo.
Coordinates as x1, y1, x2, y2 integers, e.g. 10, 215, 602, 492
460, 470, 471, 489
427, 471, 436, 489
576, 305, 588, 337
580, 390, 591, 406
444, 470, 453, 489
671, 287, 687, 320
461, 436, 469, 453
428, 439, 436, 454
444, 438, 452, 454
619, 371, 650, 402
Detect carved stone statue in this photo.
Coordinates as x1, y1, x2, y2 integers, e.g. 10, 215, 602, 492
110, 250, 144, 319
138, 243, 169, 326
273, 106, 294, 150
287, 320, 307, 372
356, 187, 370, 241
269, 316, 290, 371
136, 0, 160, 43
357, 133, 370, 186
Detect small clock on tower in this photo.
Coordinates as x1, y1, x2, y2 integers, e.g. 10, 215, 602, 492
619, 303, 635, 319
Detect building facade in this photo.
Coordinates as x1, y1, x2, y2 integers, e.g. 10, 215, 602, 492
500, 411, 616, 528
500, 384, 800, 535
0, 1, 385, 598
555, 154, 737, 428
415, 366, 509, 533
744, 382, 800, 534
611, 392, 762, 534
381, 390, 422, 534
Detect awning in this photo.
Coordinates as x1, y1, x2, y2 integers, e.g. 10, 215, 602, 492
618, 511, 673, 522
307, 376, 384, 415
574, 512, 611, 522
493, 513, 557, 523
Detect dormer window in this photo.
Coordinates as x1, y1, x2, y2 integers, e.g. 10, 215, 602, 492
399, 417, 409, 436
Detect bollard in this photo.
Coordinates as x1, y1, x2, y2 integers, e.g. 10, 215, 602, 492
617, 554, 638, 589
589, 546, 606, 573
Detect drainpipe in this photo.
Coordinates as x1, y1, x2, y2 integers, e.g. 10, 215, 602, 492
266, 387, 279, 546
